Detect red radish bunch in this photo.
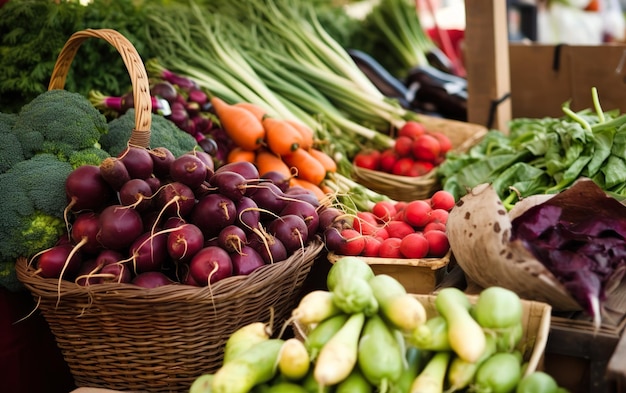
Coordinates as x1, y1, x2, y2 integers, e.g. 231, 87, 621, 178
34, 145, 326, 289
353, 121, 452, 177
323, 190, 455, 259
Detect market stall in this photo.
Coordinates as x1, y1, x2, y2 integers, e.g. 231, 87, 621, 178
0, 1, 624, 392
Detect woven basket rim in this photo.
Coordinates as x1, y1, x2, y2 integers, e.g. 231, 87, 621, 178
16, 239, 324, 303
48, 28, 152, 148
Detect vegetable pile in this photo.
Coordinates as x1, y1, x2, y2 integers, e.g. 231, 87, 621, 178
189, 257, 567, 393
30, 142, 330, 287
439, 91, 626, 208
353, 120, 452, 177
323, 190, 455, 259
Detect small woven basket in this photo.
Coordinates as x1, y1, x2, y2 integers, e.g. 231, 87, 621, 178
353, 115, 488, 201
16, 29, 325, 393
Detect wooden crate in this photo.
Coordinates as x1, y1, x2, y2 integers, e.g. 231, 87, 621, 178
327, 251, 451, 294
544, 316, 625, 393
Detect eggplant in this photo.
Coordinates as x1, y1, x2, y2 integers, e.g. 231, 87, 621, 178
405, 65, 468, 121
348, 49, 412, 108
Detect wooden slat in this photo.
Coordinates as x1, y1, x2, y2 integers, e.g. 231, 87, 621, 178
464, 0, 512, 132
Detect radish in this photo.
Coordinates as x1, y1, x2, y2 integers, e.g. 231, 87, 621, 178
216, 160, 259, 180
190, 193, 237, 238
268, 214, 309, 253
132, 271, 175, 288
118, 146, 154, 180
100, 260, 132, 284
144, 176, 162, 194
65, 165, 115, 212
318, 206, 348, 232
260, 170, 290, 192
430, 190, 455, 211
424, 230, 450, 257
97, 205, 144, 250
185, 150, 215, 177
280, 200, 319, 241
371, 201, 396, 223
249, 183, 287, 218
378, 238, 403, 258
75, 258, 102, 286
336, 229, 365, 256
403, 200, 432, 228
210, 170, 248, 201
70, 212, 102, 255
99, 157, 131, 191
399, 232, 429, 259
155, 181, 196, 218
352, 212, 379, 236
384, 220, 415, 239
169, 154, 207, 189
411, 134, 441, 163
283, 187, 320, 208
235, 196, 261, 231
35, 244, 82, 279
424, 221, 447, 233
323, 227, 344, 253
129, 231, 169, 273
150, 146, 175, 179
248, 231, 287, 264
119, 178, 153, 211
218, 225, 248, 254
231, 245, 265, 276
428, 208, 449, 225
167, 223, 205, 262
189, 246, 233, 285
361, 236, 382, 257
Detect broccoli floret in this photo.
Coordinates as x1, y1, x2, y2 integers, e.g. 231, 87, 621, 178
0, 154, 72, 266
11, 89, 109, 159
101, 108, 198, 157
68, 146, 111, 169
0, 113, 24, 173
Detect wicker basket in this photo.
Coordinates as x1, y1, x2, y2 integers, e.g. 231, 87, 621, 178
326, 250, 451, 294
353, 115, 488, 202
15, 28, 325, 393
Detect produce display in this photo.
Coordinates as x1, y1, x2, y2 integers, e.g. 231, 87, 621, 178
30, 147, 329, 287
323, 190, 454, 259
189, 257, 565, 393
439, 91, 626, 207
2, 1, 625, 392
353, 120, 452, 177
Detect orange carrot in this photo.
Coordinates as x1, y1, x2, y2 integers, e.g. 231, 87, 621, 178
308, 148, 337, 173
262, 117, 304, 156
255, 148, 292, 179
283, 148, 327, 186
234, 102, 267, 123
290, 178, 327, 201
227, 146, 256, 164
211, 97, 265, 151
285, 119, 315, 151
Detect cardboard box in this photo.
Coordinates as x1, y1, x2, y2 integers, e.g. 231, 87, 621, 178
509, 43, 626, 119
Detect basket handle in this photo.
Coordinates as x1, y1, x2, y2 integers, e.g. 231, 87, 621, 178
48, 28, 152, 149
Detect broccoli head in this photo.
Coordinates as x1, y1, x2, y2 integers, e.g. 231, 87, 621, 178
0, 112, 24, 174
68, 146, 111, 169
11, 89, 109, 159
101, 108, 198, 157
0, 154, 72, 265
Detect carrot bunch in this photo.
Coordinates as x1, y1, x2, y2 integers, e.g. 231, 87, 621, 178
211, 97, 336, 199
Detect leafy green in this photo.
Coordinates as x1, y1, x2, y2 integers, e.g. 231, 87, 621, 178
438, 105, 626, 208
